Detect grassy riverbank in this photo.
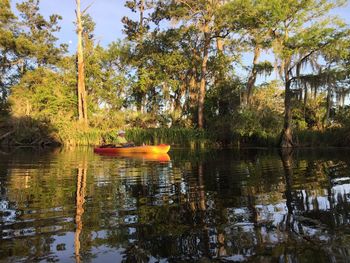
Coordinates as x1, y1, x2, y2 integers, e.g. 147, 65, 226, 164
1, 116, 350, 148
0, 117, 211, 148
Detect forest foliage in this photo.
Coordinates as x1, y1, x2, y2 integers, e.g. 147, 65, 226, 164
0, 0, 349, 147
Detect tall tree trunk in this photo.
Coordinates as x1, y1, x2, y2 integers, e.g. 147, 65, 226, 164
198, 24, 210, 129
303, 82, 307, 119
139, 0, 144, 27
336, 90, 342, 108
174, 82, 186, 113
280, 65, 294, 148
325, 84, 332, 127
136, 0, 145, 113
135, 93, 143, 112
244, 44, 261, 106
184, 66, 198, 119
189, 66, 198, 104
216, 37, 224, 52
314, 86, 317, 99
76, 0, 88, 125
216, 37, 229, 116
25, 100, 31, 115
214, 37, 224, 87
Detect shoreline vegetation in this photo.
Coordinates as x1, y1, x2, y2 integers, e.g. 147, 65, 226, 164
1, 115, 350, 149
1, 0, 349, 149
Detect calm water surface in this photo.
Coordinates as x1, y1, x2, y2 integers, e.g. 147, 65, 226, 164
1, 147, 350, 262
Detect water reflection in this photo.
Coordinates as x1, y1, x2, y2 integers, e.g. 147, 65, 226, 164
75, 159, 87, 263
0, 148, 350, 262
94, 152, 171, 163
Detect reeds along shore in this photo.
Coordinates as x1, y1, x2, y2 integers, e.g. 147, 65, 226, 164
1, 116, 350, 148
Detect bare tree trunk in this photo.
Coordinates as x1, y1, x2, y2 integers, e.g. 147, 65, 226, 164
336, 90, 343, 108
76, 0, 88, 126
303, 82, 307, 119
140, 0, 144, 27
189, 67, 198, 104
325, 84, 332, 127
184, 66, 199, 120
216, 37, 224, 52
137, 0, 145, 113
336, 91, 340, 107
314, 86, 317, 99
338, 88, 345, 108
214, 37, 224, 87
19, 59, 24, 75
175, 82, 186, 113
198, 24, 210, 129
280, 65, 294, 148
244, 44, 261, 106
25, 100, 31, 115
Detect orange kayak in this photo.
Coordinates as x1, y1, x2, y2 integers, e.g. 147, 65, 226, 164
95, 152, 171, 162
94, 144, 170, 154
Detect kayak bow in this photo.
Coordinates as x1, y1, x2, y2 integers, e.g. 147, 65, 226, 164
94, 144, 170, 154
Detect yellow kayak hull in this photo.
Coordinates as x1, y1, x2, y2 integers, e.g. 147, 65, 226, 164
94, 144, 170, 154
95, 152, 171, 162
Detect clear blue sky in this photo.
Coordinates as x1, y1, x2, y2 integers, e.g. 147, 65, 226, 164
12, 0, 349, 54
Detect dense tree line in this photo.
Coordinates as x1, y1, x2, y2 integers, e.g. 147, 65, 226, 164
0, 0, 349, 146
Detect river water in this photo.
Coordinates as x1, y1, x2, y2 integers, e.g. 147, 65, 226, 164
1, 147, 350, 262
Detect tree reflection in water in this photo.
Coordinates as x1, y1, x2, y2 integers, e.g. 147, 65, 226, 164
75, 159, 87, 263
1, 148, 350, 262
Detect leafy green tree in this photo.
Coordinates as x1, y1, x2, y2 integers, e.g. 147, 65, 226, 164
0, 0, 66, 114
149, 0, 234, 128
0, 0, 16, 103
16, 0, 66, 68
262, 0, 347, 147
169, 0, 223, 128
85, 42, 131, 129
9, 63, 76, 122
320, 34, 350, 125
122, 0, 156, 112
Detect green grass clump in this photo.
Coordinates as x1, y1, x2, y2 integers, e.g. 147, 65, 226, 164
125, 128, 210, 148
